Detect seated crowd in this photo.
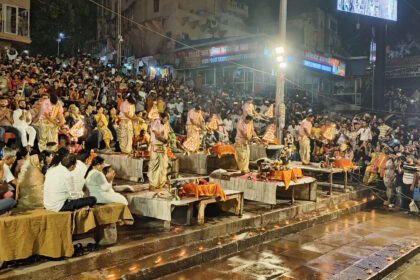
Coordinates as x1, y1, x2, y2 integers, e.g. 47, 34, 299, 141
0, 51, 419, 216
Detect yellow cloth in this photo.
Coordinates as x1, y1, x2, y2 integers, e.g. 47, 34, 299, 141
363, 166, 379, 184
267, 168, 303, 190
299, 137, 311, 164
234, 142, 250, 173
118, 119, 133, 154
264, 104, 274, 118
180, 182, 227, 201
157, 100, 166, 113
72, 203, 134, 235
134, 119, 148, 137
312, 127, 321, 139
262, 124, 280, 145
38, 120, 59, 152
0, 209, 74, 261
186, 124, 197, 138
95, 114, 113, 141
183, 129, 200, 153
16, 155, 45, 210
147, 146, 169, 190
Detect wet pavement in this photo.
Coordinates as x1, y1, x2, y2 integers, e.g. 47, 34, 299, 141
384, 251, 420, 280
160, 209, 420, 280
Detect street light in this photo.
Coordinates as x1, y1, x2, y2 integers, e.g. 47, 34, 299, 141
57, 32, 67, 56
275, 46, 287, 68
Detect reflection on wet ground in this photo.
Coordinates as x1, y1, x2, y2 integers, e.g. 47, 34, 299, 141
384, 251, 420, 280
160, 210, 420, 280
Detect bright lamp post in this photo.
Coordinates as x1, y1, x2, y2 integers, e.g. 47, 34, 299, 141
275, 45, 286, 141
57, 32, 65, 56
275, 0, 287, 142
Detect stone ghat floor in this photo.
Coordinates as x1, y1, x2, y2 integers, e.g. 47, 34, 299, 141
160, 210, 420, 280
384, 251, 420, 280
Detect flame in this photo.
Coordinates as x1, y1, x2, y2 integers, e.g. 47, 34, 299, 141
128, 265, 139, 273
198, 246, 204, 251
274, 224, 279, 228
154, 256, 162, 264
179, 250, 186, 257
217, 241, 222, 245
106, 272, 116, 279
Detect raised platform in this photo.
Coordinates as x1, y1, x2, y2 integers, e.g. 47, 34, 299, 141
175, 153, 237, 175
291, 161, 359, 195
211, 174, 317, 205
126, 189, 244, 229
98, 153, 144, 182
0, 186, 376, 280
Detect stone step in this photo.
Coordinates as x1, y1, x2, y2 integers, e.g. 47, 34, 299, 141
330, 238, 420, 280
0, 187, 376, 280
66, 197, 378, 280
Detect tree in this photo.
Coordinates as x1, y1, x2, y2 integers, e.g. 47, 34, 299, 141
30, 0, 97, 56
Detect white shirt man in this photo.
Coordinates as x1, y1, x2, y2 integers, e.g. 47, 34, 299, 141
43, 164, 75, 212
224, 117, 233, 134
357, 126, 372, 142
175, 100, 184, 114
13, 100, 37, 148
44, 154, 97, 212
70, 160, 88, 199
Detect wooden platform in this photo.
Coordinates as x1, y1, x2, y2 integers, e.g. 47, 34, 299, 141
126, 190, 244, 229
175, 153, 237, 175
290, 162, 358, 195
210, 175, 317, 205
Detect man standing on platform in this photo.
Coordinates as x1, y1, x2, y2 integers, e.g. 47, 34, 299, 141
118, 95, 136, 154
242, 98, 259, 118
148, 113, 170, 191
298, 114, 314, 165
234, 115, 259, 174
186, 105, 204, 138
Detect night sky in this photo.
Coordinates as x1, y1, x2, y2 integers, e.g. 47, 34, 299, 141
243, 0, 420, 57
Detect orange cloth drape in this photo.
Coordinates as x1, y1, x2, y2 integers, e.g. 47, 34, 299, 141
262, 124, 280, 145
210, 144, 235, 158
333, 159, 355, 171
267, 168, 303, 190
180, 182, 226, 201
183, 129, 200, 153
264, 104, 274, 118
143, 147, 174, 159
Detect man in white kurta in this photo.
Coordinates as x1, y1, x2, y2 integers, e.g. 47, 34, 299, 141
13, 99, 36, 150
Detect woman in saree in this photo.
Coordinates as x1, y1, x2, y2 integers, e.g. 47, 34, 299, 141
38, 94, 65, 152
15, 151, 54, 210
95, 106, 113, 150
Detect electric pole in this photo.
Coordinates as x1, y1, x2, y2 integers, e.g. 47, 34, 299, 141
275, 0, 287, 141
116, 0, 122, 67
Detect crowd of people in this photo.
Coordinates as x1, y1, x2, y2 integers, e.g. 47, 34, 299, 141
0, 50, 419, 217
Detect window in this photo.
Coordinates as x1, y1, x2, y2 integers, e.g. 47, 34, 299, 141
154, 0, 159, 13
18, 8, 29, 36
5, 6, 17, 34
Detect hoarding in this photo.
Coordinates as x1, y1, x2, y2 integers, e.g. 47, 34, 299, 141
304, 52, 346, 76
337, 0, 398, 21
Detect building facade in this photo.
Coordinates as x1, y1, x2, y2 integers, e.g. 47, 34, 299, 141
94, 0, 250, 64
0, 0, 31, 47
